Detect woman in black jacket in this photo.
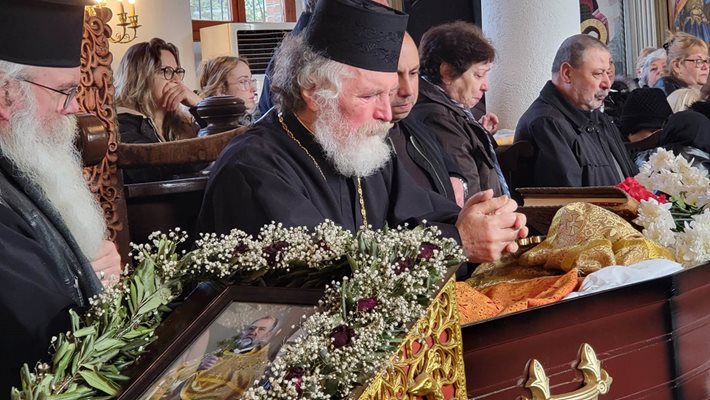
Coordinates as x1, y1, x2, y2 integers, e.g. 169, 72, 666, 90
409, 21, 508, 198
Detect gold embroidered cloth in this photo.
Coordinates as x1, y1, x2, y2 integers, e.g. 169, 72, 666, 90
519, 202, 674, 274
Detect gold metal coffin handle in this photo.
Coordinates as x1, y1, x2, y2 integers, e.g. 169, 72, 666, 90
524, 343, 612, 400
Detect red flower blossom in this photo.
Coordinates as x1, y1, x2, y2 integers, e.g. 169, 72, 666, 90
330, 325, 356, 348
356, 297, 378, 312
418, 242, 440, 260
616, 177, 667, 203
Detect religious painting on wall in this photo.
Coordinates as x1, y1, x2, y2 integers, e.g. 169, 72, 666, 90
116, 285, 322, 400
670, 0, 710, 42
580, 0, 627, 74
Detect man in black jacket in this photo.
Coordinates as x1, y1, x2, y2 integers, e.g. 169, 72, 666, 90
514, 34, 638, 188
389, 33, 467, 207
0, 0, 121, 395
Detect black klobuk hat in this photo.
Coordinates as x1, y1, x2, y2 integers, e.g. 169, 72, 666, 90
304, 0, 408, 73
0, 0, 93, 68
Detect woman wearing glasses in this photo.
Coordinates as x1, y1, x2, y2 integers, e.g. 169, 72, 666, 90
114, 38, 205, 182
115, 38, 203, 143
654, 31, 709, 96
198, 56, 259, 124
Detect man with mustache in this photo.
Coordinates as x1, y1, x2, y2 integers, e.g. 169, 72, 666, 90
0, 0, 121, 394
514, 34, 638, 187
198, 0, 527, 265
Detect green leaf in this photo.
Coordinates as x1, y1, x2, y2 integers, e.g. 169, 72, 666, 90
94, 338, 126, 354
77, 369, 120, 396
72, 326, 96, 338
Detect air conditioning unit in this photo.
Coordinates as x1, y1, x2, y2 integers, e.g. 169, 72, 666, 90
200, 22, 297, 99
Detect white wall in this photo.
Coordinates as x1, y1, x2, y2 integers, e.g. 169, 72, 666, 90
106, 0, 198, 90
482, 0, 581, 130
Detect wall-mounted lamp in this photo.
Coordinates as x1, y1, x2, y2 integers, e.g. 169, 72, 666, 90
93, 0, 141, 44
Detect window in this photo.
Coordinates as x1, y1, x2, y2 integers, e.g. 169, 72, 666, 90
190, 0, 296, 41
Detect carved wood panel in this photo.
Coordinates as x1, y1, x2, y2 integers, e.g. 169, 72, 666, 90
79, 7, 131, 263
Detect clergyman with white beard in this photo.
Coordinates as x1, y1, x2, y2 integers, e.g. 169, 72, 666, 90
196, 0, 527, 266
0, 0, 122, 394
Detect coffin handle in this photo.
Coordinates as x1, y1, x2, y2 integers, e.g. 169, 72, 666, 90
524, 343, 612, 400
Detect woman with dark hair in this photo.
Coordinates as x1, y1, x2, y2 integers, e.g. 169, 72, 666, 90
410, 21, 507, 199
115, 38, 205, 182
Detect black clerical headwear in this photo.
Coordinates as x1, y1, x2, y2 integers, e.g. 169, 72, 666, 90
0, 0, 93, 67
304, 0, 408, 73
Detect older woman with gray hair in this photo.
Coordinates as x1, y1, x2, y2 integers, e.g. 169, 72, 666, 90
638, 48, 667, 88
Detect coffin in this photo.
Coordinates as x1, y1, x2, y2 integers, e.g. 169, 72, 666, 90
461, 261, 710, 399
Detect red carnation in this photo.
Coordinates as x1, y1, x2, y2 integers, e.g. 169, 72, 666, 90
419, 242, 440, 260
330, 325, 356, 348
616, 177, 667, 203
393, 257, 414, 275
356, 297, 378, 312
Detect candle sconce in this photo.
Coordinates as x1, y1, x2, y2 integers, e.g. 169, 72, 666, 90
91, 1, 141, 44
110, 11, 141, 44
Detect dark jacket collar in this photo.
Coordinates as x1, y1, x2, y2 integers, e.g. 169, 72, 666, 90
418, 76, 476, 123
538, 80, 604, 131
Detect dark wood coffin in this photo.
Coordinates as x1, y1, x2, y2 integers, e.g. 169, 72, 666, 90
461, 261, 710, 400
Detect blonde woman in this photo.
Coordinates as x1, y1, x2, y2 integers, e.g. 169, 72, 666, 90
115, 38, 202, 145
199, 56, 258, 112
655, 31, 709, 96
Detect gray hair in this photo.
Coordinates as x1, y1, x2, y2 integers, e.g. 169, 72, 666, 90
551, 34, 609, 74
0, 61, 34, 106
302, 0, 318, 14
271, 33, 349, 113
638, 48, 666, 87
0, 60, 29, 83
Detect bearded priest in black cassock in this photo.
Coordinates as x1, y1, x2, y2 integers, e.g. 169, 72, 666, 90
197, 0, 528, 265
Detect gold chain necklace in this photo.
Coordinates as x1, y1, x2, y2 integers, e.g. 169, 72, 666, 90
278, 112, 368, 227
278, 113, 326, 181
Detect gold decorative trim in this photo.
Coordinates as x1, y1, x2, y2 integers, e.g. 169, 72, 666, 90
524, 343, 612, 400
358, 278, 466, 399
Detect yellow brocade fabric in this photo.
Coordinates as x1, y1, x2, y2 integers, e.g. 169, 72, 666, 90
179, 345, 270, 400
519, 202, 674, 274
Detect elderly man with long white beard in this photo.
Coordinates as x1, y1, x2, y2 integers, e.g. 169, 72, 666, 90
197, 0, 527, 267
0, 0, 121, 394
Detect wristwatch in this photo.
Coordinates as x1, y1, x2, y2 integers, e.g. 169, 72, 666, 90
456, 177, 469, 198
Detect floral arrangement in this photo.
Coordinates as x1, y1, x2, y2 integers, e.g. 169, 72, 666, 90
12, 221, 464, 400
621, 149, 710, 267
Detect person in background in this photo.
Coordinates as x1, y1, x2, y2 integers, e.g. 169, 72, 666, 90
114, 38, 205, 182
514, 34, 638, 188
667, 87, 702, 113
654, 31, 709, 96
410, 21, 508, 200
638, 48, 667, 88
635, 47, 657, 84
389, 32, 466, 207
0, 0, 121, 393
621, 88, 710, 171
198, 55, 259, 125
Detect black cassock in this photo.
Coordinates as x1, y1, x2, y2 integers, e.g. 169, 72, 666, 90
196, 111, 461, 238
0, 156, 102, 397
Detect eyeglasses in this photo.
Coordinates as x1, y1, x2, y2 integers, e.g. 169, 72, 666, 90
228, 78, 257, 91
683, 58, 710, 68
157, 66, 186, 81
19, 79, 79, 111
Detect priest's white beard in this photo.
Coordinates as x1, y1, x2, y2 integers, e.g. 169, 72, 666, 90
0, 95, 106, 260
312, 98, 393, 177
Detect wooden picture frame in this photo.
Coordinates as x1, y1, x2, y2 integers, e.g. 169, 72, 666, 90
117, 284, 323, 399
